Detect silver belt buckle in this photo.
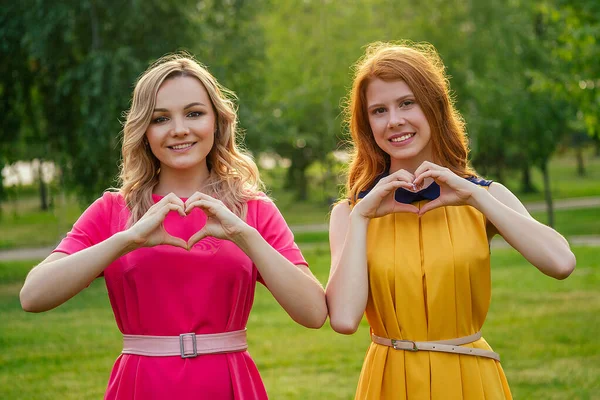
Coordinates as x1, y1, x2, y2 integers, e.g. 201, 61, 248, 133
391, 339, 418, 352
179, 333, 198, 358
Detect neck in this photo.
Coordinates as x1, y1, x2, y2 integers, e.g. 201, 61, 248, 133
389, 154, 433, 175
153, 164, 211, 198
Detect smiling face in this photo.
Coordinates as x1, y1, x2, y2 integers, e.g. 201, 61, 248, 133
146, 76, 216, 177
366, 78, 432, 173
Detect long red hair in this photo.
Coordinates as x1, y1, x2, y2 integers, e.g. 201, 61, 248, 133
344, 41, 475, 204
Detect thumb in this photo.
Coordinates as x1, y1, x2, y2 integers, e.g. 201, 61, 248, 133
187, 228, 209, 249
162, 235, 188, 250
398, 204, 419, 214
418, 199, 442, 216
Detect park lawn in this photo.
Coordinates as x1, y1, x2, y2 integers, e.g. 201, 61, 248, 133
1, 246, 598, 399
502, 148, 600, 203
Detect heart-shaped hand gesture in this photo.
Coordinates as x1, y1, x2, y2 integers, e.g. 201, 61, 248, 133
126, 193, 189, 250
353, 169, 419, 219
413, 161, 479, 215
184, 192, 249, 248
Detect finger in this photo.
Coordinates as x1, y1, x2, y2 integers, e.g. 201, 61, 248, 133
413, 161, 441, 178
187, 228, 209, 249
162, 234, 188, 250
396, 203, 419, 214
388, 168, 416, 183
419, 199, 443, 215
184, 191, 204, 209
185, 195, 222, 213
413, 169, 444, 186
185, 199, 218, 215
377, 180, 414, 196
379, 170, 414, 186
160, 203, 186, 218
162, 192, 186, 209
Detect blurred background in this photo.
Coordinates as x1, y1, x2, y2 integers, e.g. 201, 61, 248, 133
1, 1, 599, 399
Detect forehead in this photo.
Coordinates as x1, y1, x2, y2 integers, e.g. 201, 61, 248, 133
366, 79, 413, 104
155, 76, 210, 107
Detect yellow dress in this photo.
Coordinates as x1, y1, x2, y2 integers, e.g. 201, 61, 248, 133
355, 200, 512, 399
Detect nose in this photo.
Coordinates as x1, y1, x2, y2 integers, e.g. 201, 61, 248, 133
171, 117, 190, 136
388, 110, 406, 128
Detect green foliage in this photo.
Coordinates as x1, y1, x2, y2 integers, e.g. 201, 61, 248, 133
2, 0, 598, 205
0, 0, 267, 203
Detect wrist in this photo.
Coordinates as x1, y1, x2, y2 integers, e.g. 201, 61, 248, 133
231, 224, 259, 249
114, 230, 144, 254
466, 186, 491, 210
349, 209, 371, 226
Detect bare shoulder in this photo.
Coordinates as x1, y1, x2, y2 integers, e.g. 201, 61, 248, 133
330, 201, 351, 223
329, 201, 352, 235
487, 182, 531, 217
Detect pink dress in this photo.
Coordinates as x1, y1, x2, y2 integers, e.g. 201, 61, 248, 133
54, 192, 307, 399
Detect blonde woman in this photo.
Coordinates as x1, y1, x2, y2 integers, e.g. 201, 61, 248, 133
20, 54, 327, 399
326, 42, 575, 399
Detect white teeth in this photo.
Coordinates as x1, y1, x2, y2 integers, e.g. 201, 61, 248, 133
390, 133, 415, 142
171, 143, 193, 150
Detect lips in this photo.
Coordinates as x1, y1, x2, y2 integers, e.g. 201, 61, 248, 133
389, 132, 415, 143
168, 142, 196, 150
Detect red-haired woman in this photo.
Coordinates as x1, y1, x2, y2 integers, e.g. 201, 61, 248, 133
326, 42, 575, 399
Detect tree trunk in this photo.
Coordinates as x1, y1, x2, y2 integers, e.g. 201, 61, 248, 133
520, 165, 537, 193
0, 161, 4, 219
296, 166, 308, 201
575, 145, 586, 176
541, 160, 554, 228
38, 160, 49, 211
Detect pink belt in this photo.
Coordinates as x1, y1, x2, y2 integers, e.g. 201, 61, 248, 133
371, 330, 500, 361
122, 329, 248, 358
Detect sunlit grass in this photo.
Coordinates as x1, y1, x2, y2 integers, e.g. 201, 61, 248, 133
1, 246, 598, 399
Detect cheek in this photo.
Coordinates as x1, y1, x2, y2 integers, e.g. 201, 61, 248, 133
368, 116, 384, 134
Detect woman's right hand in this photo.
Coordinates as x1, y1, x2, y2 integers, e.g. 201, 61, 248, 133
352, 169, 419, 220
125, 193, 188, 250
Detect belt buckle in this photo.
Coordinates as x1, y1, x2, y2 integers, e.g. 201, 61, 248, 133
179, 333, 198, 358
391, 339, 418, 352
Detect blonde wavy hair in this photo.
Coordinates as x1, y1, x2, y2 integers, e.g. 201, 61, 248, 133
118, 53, 264, 226
343, 41, 476, 205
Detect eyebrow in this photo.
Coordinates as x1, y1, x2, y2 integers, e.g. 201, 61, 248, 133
367, 94, 414, 111
153, 102, 206, 112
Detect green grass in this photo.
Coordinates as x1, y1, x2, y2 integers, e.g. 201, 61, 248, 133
0, 195, 83, 249
531, 207, 600, 237
502, 148, 600, 203
1, 246, 598, 399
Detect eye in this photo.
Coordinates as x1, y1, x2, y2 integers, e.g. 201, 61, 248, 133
187, 111, 204, 118
372, 107, 386, 115
152, 116, 168, 124
400, 99, 415, 108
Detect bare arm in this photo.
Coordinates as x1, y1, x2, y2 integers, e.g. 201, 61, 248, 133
185, 192, 327, 329
234, 227, 327, 329
325, 202, 370, 334
325, 170, 419, 334
476, 182, 575, 279
20, 232, 139, 312
20, 194, 187, 312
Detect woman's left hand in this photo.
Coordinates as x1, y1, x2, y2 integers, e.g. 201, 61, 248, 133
184, 192, 251, 248
413, 161, 480, 215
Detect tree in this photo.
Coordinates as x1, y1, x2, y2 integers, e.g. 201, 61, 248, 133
1, 0, 266, 206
